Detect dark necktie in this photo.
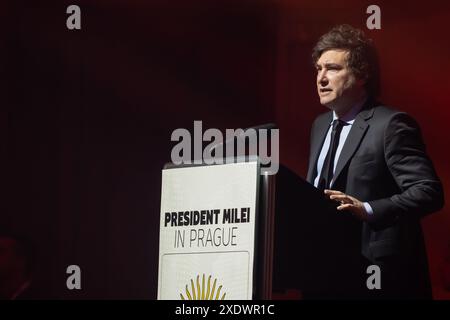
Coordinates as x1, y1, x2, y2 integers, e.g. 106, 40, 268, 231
318, 119, 345, 190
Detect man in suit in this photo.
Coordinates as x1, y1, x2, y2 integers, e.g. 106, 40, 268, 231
306, 24, 444, 299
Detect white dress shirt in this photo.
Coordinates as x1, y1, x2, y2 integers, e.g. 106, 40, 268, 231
313, 103, 374, 215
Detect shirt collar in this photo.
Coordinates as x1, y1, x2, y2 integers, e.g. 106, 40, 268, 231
332, 99, 366, 125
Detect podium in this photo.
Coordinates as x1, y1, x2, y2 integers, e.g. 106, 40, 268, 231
272, 165, 362, 299
157, 159, 362, 300
157, 157, 275, 300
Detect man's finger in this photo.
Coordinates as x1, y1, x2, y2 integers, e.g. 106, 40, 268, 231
329, 195, 349, 201
337, 204, 352, 211
324, 189, 343, 195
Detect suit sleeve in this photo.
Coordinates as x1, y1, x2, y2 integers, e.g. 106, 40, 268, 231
367, 112, 444, 229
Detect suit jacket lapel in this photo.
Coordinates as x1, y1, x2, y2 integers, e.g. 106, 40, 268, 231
331, 106, 374, 187
307, 112, 332, 183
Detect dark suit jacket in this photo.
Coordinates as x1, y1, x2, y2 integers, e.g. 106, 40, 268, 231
306, 100, 444, 297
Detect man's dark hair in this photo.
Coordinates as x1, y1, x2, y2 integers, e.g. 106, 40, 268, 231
312, 24, 380, 97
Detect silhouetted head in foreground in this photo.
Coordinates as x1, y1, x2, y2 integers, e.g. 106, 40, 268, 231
0, 234, 34, 299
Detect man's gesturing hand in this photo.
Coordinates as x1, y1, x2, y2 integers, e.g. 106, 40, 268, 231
324, 189, 368, 221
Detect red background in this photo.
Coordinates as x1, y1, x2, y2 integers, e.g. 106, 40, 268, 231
4, 0, 450, 298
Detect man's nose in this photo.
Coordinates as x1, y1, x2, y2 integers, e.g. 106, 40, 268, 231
317, 70, 328, 86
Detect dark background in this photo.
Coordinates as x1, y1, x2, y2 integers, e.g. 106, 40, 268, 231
4, 0, 450, 299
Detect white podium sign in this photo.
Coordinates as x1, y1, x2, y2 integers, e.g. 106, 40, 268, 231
158, 161, 259, 300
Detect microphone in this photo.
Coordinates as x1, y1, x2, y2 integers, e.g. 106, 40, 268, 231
206, 123, 277, 156
243, 123, 277, 131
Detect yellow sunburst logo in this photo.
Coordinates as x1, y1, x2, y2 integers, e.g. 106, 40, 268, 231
180, 274, 226, 300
